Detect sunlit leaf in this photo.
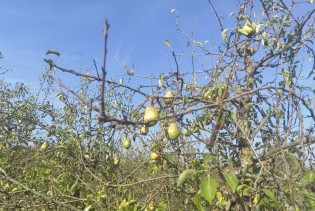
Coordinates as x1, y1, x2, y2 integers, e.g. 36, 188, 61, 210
200, 176, 218, 205
221, 29, 228, 41
164, 40, 171, 47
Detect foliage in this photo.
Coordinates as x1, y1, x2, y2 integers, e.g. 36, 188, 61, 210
1, 1, 315, 210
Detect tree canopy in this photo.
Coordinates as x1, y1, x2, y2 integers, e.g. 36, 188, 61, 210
1, 1, 315, 210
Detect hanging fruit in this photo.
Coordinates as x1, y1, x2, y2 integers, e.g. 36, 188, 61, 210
140, 125, 149, 135
163, 90, 174, 105
143, 106, 159, 126
167, 122, 180, 140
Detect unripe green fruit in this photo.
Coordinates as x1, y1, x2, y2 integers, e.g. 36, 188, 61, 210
143, 106, 159, 126
183, 129, 191, 137
167, 122, 180, 140
163, 90, 174, 105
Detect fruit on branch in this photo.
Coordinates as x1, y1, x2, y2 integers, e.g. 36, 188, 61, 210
113, 157, 120, 165
183, 129, 191, 137
122, 136, 131, 149
193, 123, 200, 133
150, 152, 160, 160
40, 141, 48, 151
167, 122, 180, 140
237, 19, 262, 37
163, 90, 174, 105
140, 125, 148, 135
45, 131, 51, 137
143, 106, 159, 126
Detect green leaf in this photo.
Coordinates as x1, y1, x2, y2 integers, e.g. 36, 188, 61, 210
156, 201, 167, 211
223, 172, 239, 193
301, 170, 315, 185
201, 153, 215, 163
263, 189, 275, 200
164, 40, 171, 47
177, 169, 195, 187
182, 95, 188, 105
193, 194, 205, 211
45, 49, 60, 57
200, 176, 218, 205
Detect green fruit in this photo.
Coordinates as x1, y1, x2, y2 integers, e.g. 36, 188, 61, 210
27, 124, 36, 131
122, 136, 131, 149
46, 131, 51, 137
140, 125, 148, 135
167, 122, 180, 140
183, 129, 191, 136
163, 90, 174, 105
143, 106, 159, 126
150, 152, 160, 160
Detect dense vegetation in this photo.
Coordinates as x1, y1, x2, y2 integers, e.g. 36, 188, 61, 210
1, 1, 315, 210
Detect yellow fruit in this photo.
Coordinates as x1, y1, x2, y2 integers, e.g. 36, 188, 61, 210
40, 141, 48, 151
143, 106, 159, 126
113, 157, 120, 165
150, 152, 160, 160
167, 122, 180, 140
193, 125, 200, 133
122, 136, 131, 149
163, 90, 174, 105
140, 125, 148, 135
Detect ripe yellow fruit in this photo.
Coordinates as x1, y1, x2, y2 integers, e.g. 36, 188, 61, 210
140, 125, 148, 135
113, 157, 120, 165
167, 122, 180, 140
150, 152, 160, 160
143, 106, 159, 126
122, 136, 131, 149
163, 90, 174, 105
40, 141, 48, 151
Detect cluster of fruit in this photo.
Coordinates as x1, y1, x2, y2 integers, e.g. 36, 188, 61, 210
121, 90, 185, 161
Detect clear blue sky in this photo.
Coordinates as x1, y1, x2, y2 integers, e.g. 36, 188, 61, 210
0, 0, 239, 89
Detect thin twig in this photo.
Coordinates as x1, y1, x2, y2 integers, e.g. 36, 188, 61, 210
100, 20, 110, 119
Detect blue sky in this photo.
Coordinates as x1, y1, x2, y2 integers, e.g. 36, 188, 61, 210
0, 0, 239, 88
